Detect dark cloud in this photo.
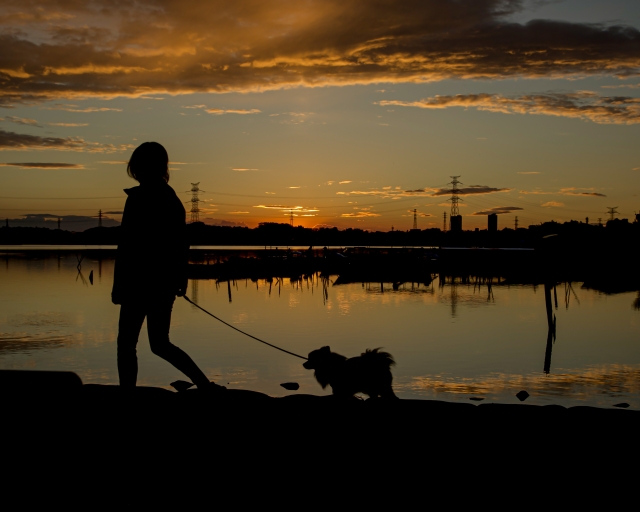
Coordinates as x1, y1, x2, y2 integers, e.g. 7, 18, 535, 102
0, 1, 639, 104
339, 185, 510, 198
0, 128, 133, 153
520, 187, 607, 197
203, 218, 248, 227
432, 185, 511, 196
472, 206, 524, 215
379, 92, 640, 125
0, 162, 84, 168
560, 188, 607, 197
10, 213, 120, 230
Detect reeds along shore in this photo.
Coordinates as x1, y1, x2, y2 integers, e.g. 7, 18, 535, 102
185, 245, 640, 292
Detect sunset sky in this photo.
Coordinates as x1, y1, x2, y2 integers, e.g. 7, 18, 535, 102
1, 0, 639, 231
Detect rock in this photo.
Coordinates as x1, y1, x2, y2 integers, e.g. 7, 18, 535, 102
170, 380, 195, 392
280, 382, 300, 391
516, 390, 530, 402
469, 397, 484, 401
613, 403, 630, 409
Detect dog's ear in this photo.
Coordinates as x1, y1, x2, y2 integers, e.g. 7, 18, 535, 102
320, 346, 331, 353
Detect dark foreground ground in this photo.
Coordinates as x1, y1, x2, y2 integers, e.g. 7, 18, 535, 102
2, 370, 638, 506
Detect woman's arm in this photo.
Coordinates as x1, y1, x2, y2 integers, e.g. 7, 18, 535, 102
111, 195, 133, 304
174, 197, 190, 297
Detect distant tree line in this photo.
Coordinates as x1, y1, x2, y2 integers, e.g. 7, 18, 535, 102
1, 219, 638, 250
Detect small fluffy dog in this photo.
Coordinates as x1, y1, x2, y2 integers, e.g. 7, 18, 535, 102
303, 346, 397, 399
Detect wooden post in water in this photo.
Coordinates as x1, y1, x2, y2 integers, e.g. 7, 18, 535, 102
543, 281, 556, 374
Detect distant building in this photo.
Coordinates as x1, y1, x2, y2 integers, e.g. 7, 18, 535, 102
450, 215, 462, 232
488, 214, 498, 232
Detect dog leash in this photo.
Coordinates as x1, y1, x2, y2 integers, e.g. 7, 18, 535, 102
183, 295, 308, 360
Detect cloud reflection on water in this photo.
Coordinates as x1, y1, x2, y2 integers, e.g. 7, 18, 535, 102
0, 332, 73, 353
402, 364, 640, 402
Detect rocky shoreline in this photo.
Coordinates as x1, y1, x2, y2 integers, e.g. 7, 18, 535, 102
3, 371, 638, 505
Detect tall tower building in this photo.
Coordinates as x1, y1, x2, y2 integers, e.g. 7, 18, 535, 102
488, 213, 498, 232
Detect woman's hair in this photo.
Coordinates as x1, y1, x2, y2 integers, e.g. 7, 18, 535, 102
127, 142, 170, 183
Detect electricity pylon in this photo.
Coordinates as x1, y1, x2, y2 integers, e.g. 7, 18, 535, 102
448, 175, 461, 230
188, 183, 204, 223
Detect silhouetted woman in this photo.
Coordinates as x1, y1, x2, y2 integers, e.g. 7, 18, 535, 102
112, 142, 219, 390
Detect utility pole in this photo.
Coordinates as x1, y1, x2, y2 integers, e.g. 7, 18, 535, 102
289, 209, 294, 227
585, 217, 589, 225
598, 218, 603, 226
606, 206, 619, 222
413, 209, 418, 230
188, 183, 204, 223
98, 210, 103, 228
57, 217, 61, 230
514, 216, 519, 230
443, 211, 447, 232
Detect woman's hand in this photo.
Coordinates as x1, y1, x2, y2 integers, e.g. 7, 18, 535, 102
176, 278, 188, 297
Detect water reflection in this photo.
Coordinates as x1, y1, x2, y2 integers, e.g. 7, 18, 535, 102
405, 364, 640, 401
0, 332, 73, 353
1, 254, 639, 406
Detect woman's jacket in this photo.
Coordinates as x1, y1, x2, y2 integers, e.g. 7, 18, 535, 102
112, 181, 189, 304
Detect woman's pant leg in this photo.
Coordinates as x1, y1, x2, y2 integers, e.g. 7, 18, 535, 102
117, 304, 146, 387
147, 297, 209, 387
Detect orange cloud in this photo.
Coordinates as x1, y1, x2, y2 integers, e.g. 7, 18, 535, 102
379, 92, 640, 125
48, 123, 89, 127
205, 108, 261, 115
1, 1, 640, 106
341, 211, 381, 218
0, 116, 41, 127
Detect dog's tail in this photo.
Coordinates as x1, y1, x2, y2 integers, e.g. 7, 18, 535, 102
361, 348, 395, 368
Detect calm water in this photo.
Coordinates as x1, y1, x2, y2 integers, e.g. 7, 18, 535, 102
1, 253, 639, 408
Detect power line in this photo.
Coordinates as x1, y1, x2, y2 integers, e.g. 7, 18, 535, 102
606, 206, 619, 221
